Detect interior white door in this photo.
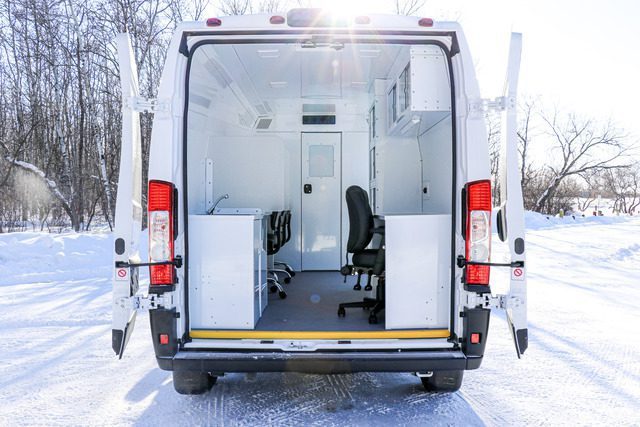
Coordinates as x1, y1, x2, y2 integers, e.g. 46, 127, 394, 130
301, 132, 342, 270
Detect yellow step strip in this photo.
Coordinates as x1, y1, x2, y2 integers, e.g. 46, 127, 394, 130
189, 329, 450, 340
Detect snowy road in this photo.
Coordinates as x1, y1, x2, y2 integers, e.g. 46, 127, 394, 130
1, 215, 639, 426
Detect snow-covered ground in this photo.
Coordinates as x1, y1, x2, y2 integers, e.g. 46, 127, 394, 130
0, 214, 639, 426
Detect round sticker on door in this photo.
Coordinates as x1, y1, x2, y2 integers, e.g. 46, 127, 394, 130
511, 267, 524, 281
116, 268, 128, 281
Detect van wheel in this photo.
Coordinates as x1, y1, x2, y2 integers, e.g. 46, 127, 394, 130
173, 371, 217, 395
421, 370, 463, 393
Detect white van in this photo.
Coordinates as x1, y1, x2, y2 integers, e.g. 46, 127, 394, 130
112, 9, 528, 395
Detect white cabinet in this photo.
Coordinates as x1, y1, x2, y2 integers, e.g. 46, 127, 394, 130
384, 214, 451, 330
188, 212, 266, 329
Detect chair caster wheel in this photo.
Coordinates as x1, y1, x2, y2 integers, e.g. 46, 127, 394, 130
278, 291, 287, 299
270, 285, 277, 293
286, 269, 296, 277
368, 314, 378, 324
364, 285, 372, 291
337, 307, 346, 317
353, 284, 362, 291
284, 277, 291, 284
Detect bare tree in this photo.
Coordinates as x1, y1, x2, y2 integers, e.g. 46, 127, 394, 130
517, 100, 536, 190
532, 111, 629, 213
256, 0, 287, 12
395, 0, 426, 15
218, 0, 253, 15
485, 112, 501, 205
602, 166, 640, 214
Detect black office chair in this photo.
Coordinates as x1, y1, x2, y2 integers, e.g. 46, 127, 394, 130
337, 186, 385, 324
267, 211, 287, 299
274, 210, 295, 282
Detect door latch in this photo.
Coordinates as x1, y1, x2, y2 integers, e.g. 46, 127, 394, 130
115, 255, 183, 269
304, 184, 313, 194
457, 255, 523, 269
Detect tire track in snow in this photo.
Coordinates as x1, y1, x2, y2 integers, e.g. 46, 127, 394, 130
459, 389, 510, 426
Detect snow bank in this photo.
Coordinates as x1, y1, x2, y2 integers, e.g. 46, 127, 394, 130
0, 230, 147, 286
523, 210, 632, 230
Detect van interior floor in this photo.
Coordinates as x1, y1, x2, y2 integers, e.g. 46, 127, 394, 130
257, 271, 385, 331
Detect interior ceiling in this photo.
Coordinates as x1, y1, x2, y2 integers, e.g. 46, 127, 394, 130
211, 43, 405, 101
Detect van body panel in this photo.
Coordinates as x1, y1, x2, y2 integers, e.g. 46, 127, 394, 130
498, 33, 528, 356
114, 13, 528, 383
112, 33, 143, 358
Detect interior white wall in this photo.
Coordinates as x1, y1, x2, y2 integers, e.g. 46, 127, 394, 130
340, 132, 370, 257
377, 136, 423, 214
418, 115, 453, 214
208, 136, 287, 212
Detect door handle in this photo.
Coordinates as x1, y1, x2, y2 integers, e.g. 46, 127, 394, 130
304, 184, 312, 194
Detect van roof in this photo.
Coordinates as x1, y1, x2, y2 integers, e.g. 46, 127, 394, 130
176, 12, 462, 34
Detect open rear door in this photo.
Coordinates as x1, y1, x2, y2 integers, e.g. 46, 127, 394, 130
497, 33, 528, 357
112, 33, 143, 359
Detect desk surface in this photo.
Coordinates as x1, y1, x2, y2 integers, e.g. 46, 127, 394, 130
210, 207, 264, 218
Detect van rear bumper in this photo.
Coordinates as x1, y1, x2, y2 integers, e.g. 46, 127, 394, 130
156, 350, 482, 374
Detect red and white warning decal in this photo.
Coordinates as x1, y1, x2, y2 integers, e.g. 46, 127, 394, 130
511, 266, 525, 281
115, 268, 128, 281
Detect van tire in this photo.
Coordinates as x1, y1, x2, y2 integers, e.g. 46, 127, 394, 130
421, 370, 463, 393
173, 371, 217, 395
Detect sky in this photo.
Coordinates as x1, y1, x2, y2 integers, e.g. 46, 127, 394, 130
290, 0, 640, 144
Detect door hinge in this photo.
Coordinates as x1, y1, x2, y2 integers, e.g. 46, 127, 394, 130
468, 96, 516, 115
127, 96, 170, 113
117, 293, 174, 312
468, 293, 524, 310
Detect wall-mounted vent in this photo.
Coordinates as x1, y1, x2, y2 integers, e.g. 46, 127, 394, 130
302, 103, 336, 114
255, 117, 273, 130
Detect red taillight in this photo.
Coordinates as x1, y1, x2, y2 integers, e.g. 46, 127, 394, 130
354, 15, 370, 25
159, 334, 169, 345
206, 17, 222, 27
270, 15, 285, 24
465, 180, 492, 286
418, 17, 434, 27
148, 180, 175, 286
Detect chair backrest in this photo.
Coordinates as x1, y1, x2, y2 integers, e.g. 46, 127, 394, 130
278, 210, 287, 247
345, 186, 374, 253
284, 210, 292, 244
268, 211, 282, 254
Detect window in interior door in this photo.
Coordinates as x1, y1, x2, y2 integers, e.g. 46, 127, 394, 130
399, 63, 411, 112
388, 83, 397, 127
308, 144, 335, 177
369, 147, 376, 180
